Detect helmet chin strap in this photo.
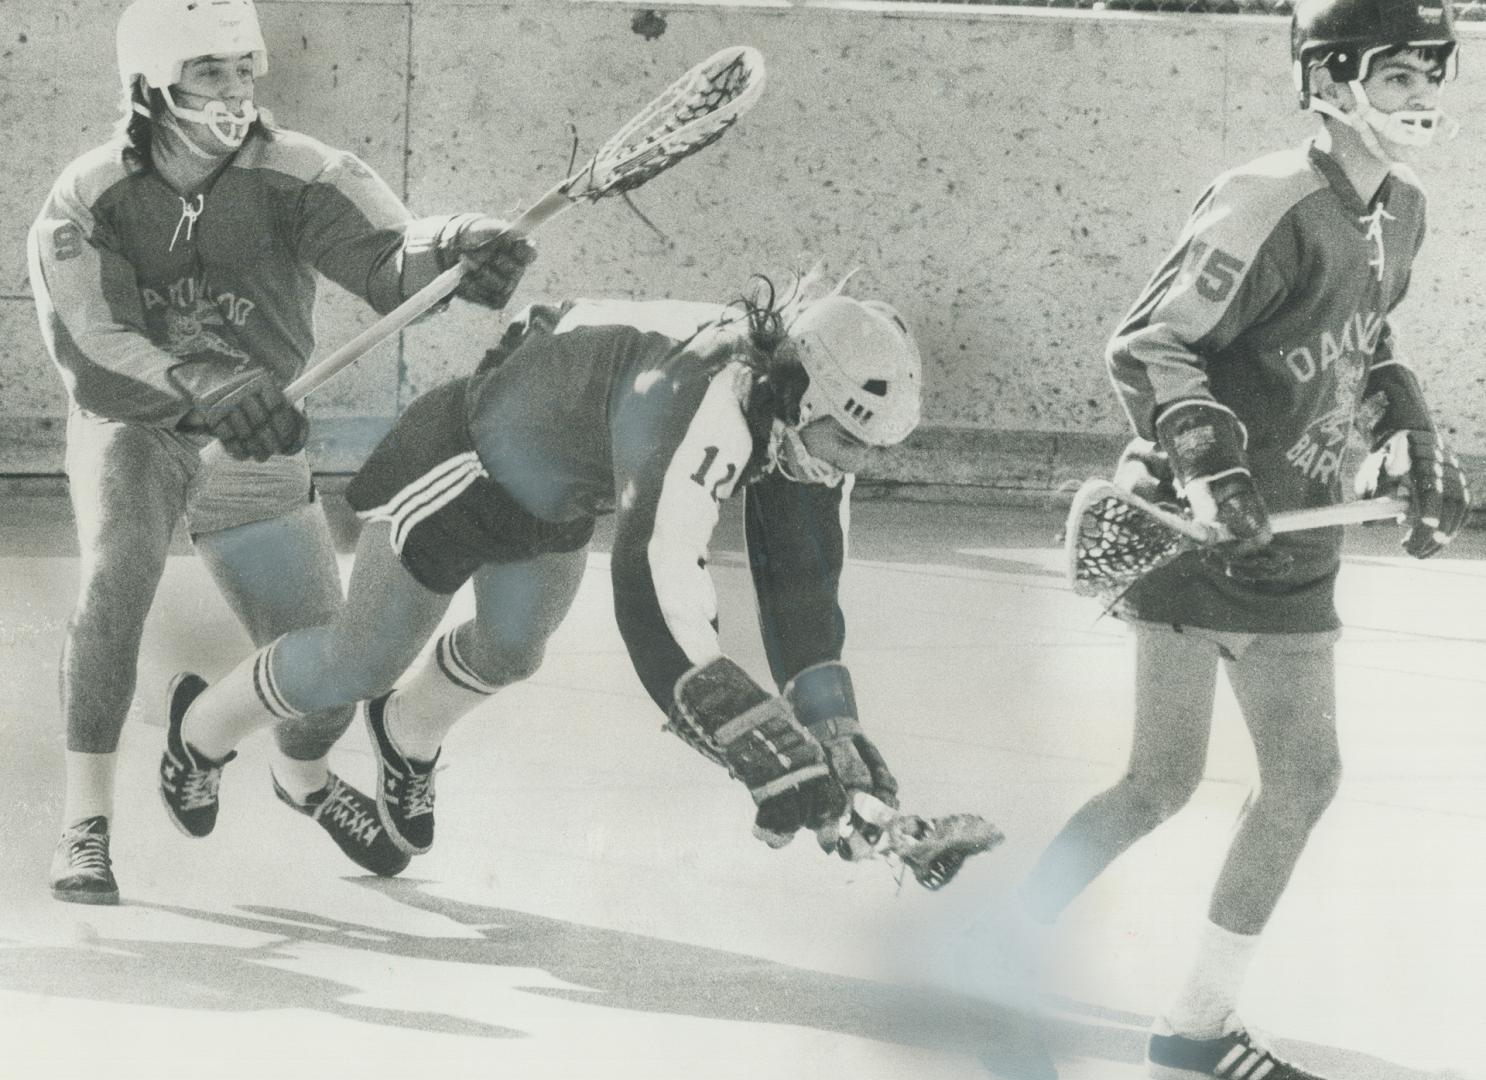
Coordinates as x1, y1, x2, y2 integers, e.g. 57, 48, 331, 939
771, 421, 845, 487
1311, 84, 1456, 162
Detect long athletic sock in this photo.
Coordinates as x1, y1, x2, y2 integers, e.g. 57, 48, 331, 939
386, 626, 502, 762
1160, 920, 1262, 1038
62, 750, 117, 827
270, 753, 332, 804
182, 638, 309, 761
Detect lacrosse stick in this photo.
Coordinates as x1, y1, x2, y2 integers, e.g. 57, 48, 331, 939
282, 45, 765, 403
846, 792, 1005, 890
1065, 477, 1409, 600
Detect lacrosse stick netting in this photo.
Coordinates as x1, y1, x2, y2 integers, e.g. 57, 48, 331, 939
280, 46, 765, 403
1065, 480, 1200, 600
561, 45, 764, 201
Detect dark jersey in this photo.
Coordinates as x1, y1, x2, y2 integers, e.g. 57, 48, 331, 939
1107, 141, 1426, 632
463, 298, 851, 711
27, 121, 456, 427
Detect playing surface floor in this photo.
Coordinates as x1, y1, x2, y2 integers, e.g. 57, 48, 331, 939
2, 489, 1481, 1080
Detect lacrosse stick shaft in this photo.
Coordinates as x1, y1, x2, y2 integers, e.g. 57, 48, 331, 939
284, 185, 576, 402
1229, 494, 1409, 538
1100, 484, 1408, 543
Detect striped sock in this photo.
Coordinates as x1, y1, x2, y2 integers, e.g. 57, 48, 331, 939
386, 625, 503, 762
182, 637, 309, 761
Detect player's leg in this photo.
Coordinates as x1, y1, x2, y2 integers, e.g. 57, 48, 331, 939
186, 480, 410, 874
52, 413, 190, 903
1149, 635, 1340, 1074
190, 482, 352, 787
159, 519, 450, 851
366, 546, 588, 854
960, 622, 1221, 1007
178, 518, 452, 755
1020, 622, 1220, 920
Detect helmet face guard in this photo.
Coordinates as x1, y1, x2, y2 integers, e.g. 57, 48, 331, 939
117, 0, 267, 149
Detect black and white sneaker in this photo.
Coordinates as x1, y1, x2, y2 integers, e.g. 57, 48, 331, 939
159, 672, 236, 838
364, 693, 438, 855
50, 816, 119, 905
273, 769, 411, 878
1148, 1023, 1328, 1079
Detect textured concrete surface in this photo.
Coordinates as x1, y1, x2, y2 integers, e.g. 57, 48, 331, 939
3, 3, 1484, 488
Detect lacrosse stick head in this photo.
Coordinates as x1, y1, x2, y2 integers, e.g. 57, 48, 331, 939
563, 45, 765, 202
886, 813, 1005, 891
1065, 478, 1209, 601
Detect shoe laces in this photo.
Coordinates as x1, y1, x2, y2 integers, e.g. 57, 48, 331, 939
399, 769, 436, 818
62, 828, 111, 873
177, 764, 224, 810
317, 779, 383, 845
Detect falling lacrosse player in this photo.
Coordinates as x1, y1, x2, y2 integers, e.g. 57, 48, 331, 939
28, 0, 535, 903
965, 1, 1471, 1078
155, 275, 1002, 888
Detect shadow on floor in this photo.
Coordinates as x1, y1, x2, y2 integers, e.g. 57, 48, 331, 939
0, 878, 1454, 1079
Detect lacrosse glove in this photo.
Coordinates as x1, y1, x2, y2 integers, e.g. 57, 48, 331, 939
784, 662, 899, 860
668, 657, 848, 849
1355, 429, 1472, 558
170, 354, 308, 462
1113, 438, 1179, 504
1154, 398, 1272, 554
437, 214, 536, 310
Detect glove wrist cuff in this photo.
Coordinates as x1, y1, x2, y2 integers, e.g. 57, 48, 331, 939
783, 661, 858, 731
1154, 398, 1249, 487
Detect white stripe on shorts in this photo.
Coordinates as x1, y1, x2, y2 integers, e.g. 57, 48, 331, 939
360, 451, 489, 555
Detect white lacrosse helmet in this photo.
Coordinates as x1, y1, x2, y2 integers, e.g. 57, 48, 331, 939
788, 296, 922, 447
117, 0, 267, 90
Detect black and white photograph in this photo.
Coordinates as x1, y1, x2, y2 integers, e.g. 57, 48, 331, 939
1, 1, 1482, 1077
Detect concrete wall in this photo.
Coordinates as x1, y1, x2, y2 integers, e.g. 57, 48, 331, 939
3, 1, 1484, 493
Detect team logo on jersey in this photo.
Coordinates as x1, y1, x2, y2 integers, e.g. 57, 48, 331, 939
1282, 309, 1383, 383
140, 274, 257, 331
1283, 352, 1367, 485
157, 298, 250, 362
1359, 204, 1396, 282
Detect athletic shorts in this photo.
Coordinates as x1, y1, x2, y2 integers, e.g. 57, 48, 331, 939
65, 405, 313, 537
345, 378, 594, 595
1124, 618, 1342, 662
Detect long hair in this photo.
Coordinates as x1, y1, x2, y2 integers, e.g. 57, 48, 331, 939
721, 275, 805, 485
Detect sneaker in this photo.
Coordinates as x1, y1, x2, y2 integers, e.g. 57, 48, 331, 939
273, 770, 411, 878
364, 693, 438, 855
1148, 1023, 1328, 1079
159, 672, 236, 838
49, 816, 119, 905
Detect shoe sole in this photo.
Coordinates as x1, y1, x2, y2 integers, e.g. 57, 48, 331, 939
364, 698, 432, 857
1146, 1062, 1226, 1080
161, 672, 215, 839
50, 885, 119, 906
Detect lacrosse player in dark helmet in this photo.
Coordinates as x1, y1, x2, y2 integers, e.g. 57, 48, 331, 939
963, 2, 1470, 1077
154, 276, 982, 879
28, 0, 535, 904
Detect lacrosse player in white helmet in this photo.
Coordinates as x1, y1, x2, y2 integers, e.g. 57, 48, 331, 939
960, 2, 1469, 1078
28, 0, 536, 903
157, 275, 998, 890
